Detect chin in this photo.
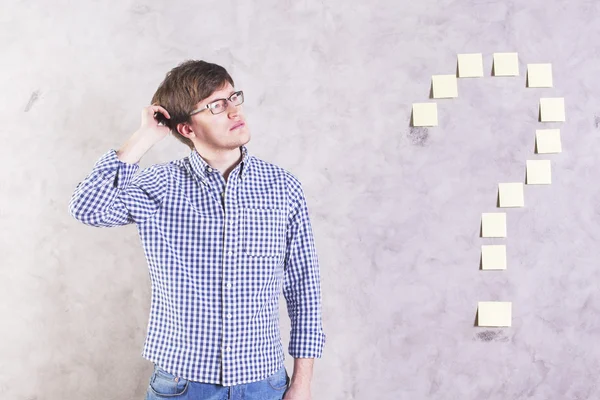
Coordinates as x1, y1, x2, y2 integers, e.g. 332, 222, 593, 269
239, 130, 251, 145
224, 135, 250, 150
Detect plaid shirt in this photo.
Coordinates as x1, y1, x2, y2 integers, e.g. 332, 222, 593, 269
68, 146, 326, 386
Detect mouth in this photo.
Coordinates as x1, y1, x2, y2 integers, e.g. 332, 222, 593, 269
230, 122, 245, 131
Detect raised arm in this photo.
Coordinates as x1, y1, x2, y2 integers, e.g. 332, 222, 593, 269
68, 105, 172, 227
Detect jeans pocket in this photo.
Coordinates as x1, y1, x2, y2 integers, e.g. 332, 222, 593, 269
267, 366, 289, 391
148, 365, 189, 398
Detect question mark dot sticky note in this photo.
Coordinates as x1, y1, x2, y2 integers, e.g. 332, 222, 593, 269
432, 75, 458, 98
493, 52, 519, 76
481, 245, 507, 270
478, 302, 512, 327
540, 97, 566, 122
526, 160, 552, 184
412, 103, 438, 126
498, 183, 525, 207
527, 63, 553, 88
457, 53, 484, 78
481, 213, 507, 237
536, 129, 562, 153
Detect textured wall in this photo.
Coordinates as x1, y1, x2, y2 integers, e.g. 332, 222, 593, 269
2, 0, 600, 399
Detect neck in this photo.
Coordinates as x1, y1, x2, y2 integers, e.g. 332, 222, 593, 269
194, 145, 243, 181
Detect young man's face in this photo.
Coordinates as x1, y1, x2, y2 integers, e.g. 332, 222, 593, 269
183, 82, 250, 151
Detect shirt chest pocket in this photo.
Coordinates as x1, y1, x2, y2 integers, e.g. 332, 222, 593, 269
242, 208, 287, 257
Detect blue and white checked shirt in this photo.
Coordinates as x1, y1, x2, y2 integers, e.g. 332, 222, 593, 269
68, 146, 326, 386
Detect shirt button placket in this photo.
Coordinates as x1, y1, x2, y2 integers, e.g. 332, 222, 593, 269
222, 180, 237, 367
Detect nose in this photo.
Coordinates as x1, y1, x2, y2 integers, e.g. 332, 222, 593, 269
227, 102, 241, 118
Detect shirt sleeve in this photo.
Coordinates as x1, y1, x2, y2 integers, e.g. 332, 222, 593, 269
68, 149, 168, 227
283, 181, 326, 358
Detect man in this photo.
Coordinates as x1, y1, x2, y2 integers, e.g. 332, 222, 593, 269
69, 60, 326, 400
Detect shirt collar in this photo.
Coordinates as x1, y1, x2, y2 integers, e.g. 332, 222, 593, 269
189, 145, 251, 181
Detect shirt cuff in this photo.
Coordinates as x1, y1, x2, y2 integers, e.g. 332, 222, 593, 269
289, 330, 326, 359
94, 149, 140, 190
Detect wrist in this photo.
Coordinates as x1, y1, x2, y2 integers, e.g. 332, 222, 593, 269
116, 131, 154, 164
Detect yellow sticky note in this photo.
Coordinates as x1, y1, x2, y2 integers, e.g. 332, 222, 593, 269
536, 129, 562, 153
457, 53, 484, 78
527, 63, 553, 88
432, 75, 458, 98
481, 245, 507, 270
412, 103, 438, 126
481, 213, 507, 238
478, 301, 512, 327
493, 52, 519, 76
498, 183, 524, 208
526, 160, 552, 184
540, 98, 566, 122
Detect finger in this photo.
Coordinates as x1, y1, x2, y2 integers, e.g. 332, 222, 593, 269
149, 104, 171, 119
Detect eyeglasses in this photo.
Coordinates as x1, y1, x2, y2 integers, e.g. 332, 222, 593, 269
189, 91, 244, 116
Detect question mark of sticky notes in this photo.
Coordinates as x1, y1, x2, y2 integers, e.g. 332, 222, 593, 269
411, 53, 565, 329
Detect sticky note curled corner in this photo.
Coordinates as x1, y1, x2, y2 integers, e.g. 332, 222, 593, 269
412, 103, 438, 126
481, 245, 507, 270
493, 52, 519, 76
498, 183, 524, 208
536, 129, 562, 153
481, 213, 507, 238
478, 301, 512, 327
526, 160, 552, 185
457, 53, 484, 78
527, 63, 553, 88
432, 75, 458, 98
540, 97, 566, 122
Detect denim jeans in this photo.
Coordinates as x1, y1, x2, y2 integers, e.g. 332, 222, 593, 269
145, 364, 291, 400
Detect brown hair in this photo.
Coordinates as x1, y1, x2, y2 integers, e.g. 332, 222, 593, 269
151, 60, 235, 149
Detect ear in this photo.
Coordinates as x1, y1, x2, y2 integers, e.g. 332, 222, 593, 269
176, 122, 196, 140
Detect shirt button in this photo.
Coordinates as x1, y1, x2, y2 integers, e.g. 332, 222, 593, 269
227, 313, 232, 319
207, 167, 213, 172
226, 283, 232, 288
226, 346, 231, 352
228, 251, 233, 256
229, 219, 234, 225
